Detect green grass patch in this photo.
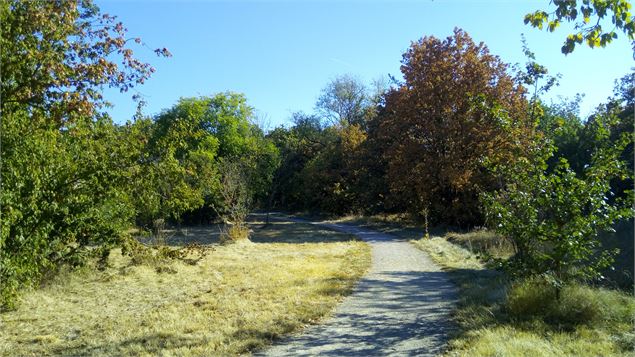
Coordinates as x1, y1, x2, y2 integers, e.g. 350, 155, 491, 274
0, 219, 371, 356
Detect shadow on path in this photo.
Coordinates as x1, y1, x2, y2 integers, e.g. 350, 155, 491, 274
258, 214, 458, 357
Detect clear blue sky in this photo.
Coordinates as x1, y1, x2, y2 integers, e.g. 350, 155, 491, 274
97, 0, 634, 128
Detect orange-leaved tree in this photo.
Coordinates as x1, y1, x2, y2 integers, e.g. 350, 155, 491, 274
373, 28, 537, 226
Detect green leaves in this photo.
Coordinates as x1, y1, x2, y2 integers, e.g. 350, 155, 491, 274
525, 0, 634, 54
1, 112, 135, 309
134, 93, 279, 224
484, 102, 634, 284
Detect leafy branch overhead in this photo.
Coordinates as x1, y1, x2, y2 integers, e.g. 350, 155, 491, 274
525, 0, 635, 54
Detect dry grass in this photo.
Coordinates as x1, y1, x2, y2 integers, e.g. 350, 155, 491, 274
444, 229, 514, 259
0, 219, 370, 356
412, 235, 635, 357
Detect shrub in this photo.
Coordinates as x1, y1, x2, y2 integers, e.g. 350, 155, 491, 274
506, 277, 635, 328
483, 107, 633, 285
220, 225, 251, 245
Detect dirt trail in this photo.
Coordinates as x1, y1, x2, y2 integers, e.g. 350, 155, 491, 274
258, 216, 458, 356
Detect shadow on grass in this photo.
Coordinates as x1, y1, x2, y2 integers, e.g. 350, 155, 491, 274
133, 214, 360, 247
50, 333, 209, 356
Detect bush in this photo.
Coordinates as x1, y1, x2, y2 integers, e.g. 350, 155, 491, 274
506, 277, 635, 328
220, 225, 251, 245
484, 108, 633, 284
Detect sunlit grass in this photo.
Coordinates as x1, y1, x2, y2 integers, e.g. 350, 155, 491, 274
412, 235, 635, 357
0, 220, 370, 356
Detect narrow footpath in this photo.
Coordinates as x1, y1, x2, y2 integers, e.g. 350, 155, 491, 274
259, 216, 458, 356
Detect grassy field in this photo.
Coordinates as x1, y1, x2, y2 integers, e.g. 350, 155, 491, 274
0, 218, 370, 356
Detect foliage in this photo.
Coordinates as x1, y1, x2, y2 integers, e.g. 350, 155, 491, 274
132, 94, 279, 225
268, 112, 334, 211
0, 111, 135, 308
525, 0, 635, 54
316, 74, 371, 128
372, 28, 534, 226
483, 106, 633, 285
0, 0, 171, 309
0, 0, 170, 122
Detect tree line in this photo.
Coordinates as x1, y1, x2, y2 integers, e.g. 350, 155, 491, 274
1, 0, 632, 309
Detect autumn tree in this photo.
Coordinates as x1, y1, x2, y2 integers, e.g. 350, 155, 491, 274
373, 28, 534, 226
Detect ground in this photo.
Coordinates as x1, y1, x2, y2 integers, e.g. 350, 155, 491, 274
260, 216, 457, 356
0, 217, 370, 356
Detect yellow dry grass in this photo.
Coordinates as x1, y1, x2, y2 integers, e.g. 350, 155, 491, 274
0, 220, 370, 356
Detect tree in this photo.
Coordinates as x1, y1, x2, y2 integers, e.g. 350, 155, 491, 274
1, 111, 136, 308
316, 75, 371, 128
483, 106, 633, 289
373, 28, 533, 226
141, 94, 279, 225
524, 0, 635, 54
268, 112, 332, 210
0, 0, 170, 123
0, 0, 167, 308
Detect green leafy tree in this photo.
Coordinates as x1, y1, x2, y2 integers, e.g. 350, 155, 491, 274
142, 94, 279, 224
484, 107, 634, 289
1, 112, 136, 308
0, 0, 167, 308
525, 0, 635, 54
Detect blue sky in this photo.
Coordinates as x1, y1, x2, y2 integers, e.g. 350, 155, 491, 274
97, 0, 634, 128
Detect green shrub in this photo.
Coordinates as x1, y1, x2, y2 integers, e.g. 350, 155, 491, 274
506, 277, 635, 328
484, 109, 633, 284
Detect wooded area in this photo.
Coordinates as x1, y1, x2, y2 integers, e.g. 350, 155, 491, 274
1, 0, 633, 325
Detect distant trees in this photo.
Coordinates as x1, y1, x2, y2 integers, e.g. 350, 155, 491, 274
268, 74, 383, 214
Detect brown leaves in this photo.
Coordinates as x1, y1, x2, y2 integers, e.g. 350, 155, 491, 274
372, 28, 535, 225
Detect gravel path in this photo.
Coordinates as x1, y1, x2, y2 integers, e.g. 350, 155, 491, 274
258, 216, 458, 356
